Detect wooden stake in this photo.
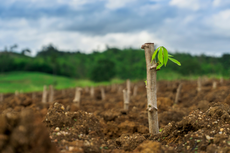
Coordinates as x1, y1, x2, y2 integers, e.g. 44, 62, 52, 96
117, 86, 122, 94
42, 85, 47, 103
32, 93, 36, 100
212, 81, 217, 89
0, 93, 3, 102
15, 90, 19, 96
123, 89, 129, 110
133, 85, 138, 96
142, 43, 159, 134
48, 85, 54, 102
220, 77, 223, 85
73, 87, 82, 107
175, 83, 182, 104
101, 88, 105, 100
90, 87, 94, 98
197, 77, 202, 92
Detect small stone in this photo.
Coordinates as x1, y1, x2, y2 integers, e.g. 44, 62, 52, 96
220, 128, 224, 132
206, 135, 211, 140
219, 132, 222, 134
54, 127, 60, 132
69, 146, 74, 151
61, 105, 65, 110
187, 146, 190, 150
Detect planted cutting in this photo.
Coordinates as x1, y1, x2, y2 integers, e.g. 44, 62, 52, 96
141, 43, 181, 134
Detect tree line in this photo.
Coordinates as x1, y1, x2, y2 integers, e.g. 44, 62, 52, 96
0, 45, 229, 81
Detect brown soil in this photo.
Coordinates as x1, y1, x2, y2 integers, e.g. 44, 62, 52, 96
1, 79, 230, 152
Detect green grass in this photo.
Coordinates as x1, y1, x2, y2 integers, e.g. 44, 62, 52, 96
0, 71, 124, 93
0, 71, 224, 93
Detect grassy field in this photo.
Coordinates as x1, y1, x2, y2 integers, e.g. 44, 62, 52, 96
0, 72, 124, 93
0, 71, 224, 93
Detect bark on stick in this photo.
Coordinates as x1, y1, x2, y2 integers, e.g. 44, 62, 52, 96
123, 89, 129, 110
213, 81, 217, 89
127, 79, 131, 102
15, 90, 19, 96
90, 87, 94, 98
133, 85, 138, 96
175, 83, 182, 104
220, 77, 223, 85
0, 93, 3, 102
142, 43, 159, 134
42, 85, 47, 103
101, 88, 105, 100
73, 87, 82, 107
117, 86, 122, 94
48, 85, 54, 103
197, 77, 202, 92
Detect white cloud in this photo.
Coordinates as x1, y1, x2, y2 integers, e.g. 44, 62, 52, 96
169, 0, 201, 11
0, 26, 163, 55
213, 0, 230, 7
105, 0, 135, 10
205, 9, 230, 36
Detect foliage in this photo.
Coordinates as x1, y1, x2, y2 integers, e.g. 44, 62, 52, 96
0, 45, 229, 81
151, 46, 181, 70
90, 59, 116, 82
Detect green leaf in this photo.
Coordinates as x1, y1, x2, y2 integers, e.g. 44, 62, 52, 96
145, 80, 147, 86
158, 47, 163, 63
168, 54, 173, 57
163, 47, 168, 66
156, 62, 163, 70
169, 57, 181, 66
151, 47, 160, 62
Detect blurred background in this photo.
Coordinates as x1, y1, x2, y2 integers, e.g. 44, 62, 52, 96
0, 0, 230, 93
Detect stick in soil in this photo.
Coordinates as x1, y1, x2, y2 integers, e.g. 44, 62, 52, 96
126, 79, 131, 103
0, 93, 3, 102
15, 90, 19, 96
142, 43, 159, 134
117, 86, 122, 94
73, 87, 82, 107
197, 77, 202, 92
90, 87, 94, 98
32, 93, 36, 100
133, 85, 138, 96
213, 81, 217, 89
101, 88, 105, 100
42, 85, 47, 103
48, 85, 54, 103
123, 89, 129, 110
175, 83, 182, 104
220, 77, 223, 85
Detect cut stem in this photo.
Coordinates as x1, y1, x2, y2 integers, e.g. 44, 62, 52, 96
42, 85, 47, 103
142, 43, 159, 134
73, 87, 82, 107
175, 83, 182, 104
123, 89, 129, 110
48, 85, 54, 103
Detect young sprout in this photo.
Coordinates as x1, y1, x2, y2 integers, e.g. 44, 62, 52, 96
152, 46, 181, 70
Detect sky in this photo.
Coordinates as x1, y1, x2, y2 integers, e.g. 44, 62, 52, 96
0, 0, 230, 56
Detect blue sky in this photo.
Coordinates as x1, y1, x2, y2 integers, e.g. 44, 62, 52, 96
0, 0, 230, 56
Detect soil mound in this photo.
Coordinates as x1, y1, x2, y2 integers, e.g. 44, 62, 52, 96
0, 109, 57, 153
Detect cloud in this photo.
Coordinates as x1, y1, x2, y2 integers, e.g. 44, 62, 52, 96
169, 0, 202, 11
0, 0, 230, 56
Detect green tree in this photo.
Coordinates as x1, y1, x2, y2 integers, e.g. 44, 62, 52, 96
90, 59, 116, 82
